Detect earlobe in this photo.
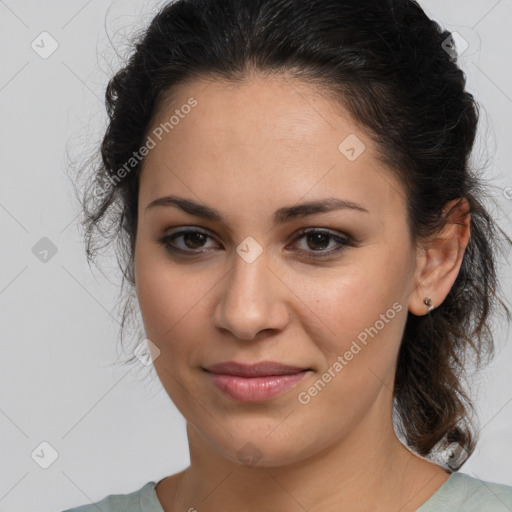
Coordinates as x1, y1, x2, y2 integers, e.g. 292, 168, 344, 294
408, 198, 471, 316
423, 297, 434, 313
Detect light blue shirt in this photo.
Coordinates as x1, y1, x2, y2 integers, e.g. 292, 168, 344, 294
61, 472, 512, 511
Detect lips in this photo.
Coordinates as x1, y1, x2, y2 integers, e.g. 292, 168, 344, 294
204, 360, 309, 377
203, 361, 312, 402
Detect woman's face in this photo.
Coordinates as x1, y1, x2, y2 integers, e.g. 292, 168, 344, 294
134, 74, 420, 466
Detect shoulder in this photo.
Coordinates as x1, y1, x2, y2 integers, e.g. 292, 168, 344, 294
60, 481, 163, 512
454, 473, 512, 510
419, 472, 512, 511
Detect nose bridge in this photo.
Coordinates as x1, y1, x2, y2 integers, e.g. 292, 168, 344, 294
230, 251, 269, 305
213, 248, 288, 340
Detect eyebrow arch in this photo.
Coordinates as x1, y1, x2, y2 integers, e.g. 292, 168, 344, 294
145, 195, 369, 226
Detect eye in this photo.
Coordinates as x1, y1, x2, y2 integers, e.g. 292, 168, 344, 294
158, 227, 354, 260
158, 228, 219, 254
287, 228, 353, 260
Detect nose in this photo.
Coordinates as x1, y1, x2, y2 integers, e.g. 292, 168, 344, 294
212, 251, 290, 341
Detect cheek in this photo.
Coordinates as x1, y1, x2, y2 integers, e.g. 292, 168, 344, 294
136, 262, 201, 340
298, 249, 409, 383
135, 243, 184, 339
134, 245, 222, 367
304, 252, 407, 334
134, 256, 209, 409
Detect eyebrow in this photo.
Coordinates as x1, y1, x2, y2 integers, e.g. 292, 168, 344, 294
145, 195, 369, 226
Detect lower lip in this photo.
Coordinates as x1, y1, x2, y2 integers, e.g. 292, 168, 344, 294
205, 370, 310, 402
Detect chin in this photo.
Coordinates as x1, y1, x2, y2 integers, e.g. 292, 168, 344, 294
206, 429, 314, 468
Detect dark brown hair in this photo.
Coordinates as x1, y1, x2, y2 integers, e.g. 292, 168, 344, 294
74, 0, 511, 471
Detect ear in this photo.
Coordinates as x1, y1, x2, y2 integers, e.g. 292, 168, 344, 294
408, 198, 471, 316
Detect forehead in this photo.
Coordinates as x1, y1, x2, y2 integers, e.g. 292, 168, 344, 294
147, 74, 363, 157
139, 74, 406, 222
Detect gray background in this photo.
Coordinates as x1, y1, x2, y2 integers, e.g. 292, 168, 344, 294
0, 1, 511, 510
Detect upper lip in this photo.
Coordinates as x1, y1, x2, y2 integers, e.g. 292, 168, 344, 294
204, 361, 310, 377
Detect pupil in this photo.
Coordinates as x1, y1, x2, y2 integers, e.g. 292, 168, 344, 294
184, 233, 206, 249
308, 233, 329, 250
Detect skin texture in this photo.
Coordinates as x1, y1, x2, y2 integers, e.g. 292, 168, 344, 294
134, 73, 470, 512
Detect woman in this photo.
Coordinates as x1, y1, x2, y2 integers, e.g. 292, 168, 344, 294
64, 0, 512, 510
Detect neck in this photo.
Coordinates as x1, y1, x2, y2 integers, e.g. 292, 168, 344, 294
158, 396, 450, 512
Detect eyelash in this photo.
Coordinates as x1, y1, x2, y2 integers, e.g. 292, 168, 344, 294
157, 227, 354, 261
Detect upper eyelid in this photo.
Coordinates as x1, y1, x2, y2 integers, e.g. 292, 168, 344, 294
163, 226, 348, 239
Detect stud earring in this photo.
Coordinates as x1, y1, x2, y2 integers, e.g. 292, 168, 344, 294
424, 297, 434, 313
